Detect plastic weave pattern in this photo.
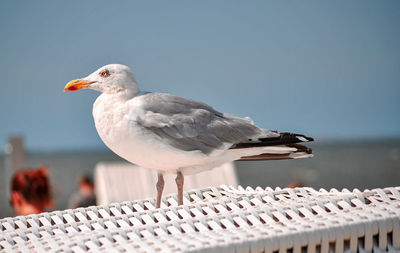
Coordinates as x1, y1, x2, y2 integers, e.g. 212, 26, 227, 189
1, 185, 399, 253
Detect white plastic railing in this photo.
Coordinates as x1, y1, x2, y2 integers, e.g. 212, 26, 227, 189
1, 185, 399, 252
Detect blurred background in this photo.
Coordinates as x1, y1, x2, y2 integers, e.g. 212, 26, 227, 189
0, 1, 399, 218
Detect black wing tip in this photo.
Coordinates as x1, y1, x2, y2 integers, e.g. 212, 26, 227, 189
280, 132, 314, 142
230, 132, 314, 150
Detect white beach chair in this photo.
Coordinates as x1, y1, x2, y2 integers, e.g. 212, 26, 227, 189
1, 185, 399, 252
94, 162, 237, 205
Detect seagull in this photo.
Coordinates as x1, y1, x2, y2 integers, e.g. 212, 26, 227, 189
64, 64, 313, 208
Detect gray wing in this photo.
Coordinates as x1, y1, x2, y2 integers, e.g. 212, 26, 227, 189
136, 93, 278, 154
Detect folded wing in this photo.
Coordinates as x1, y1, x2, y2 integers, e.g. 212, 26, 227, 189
135, 93, 281, 154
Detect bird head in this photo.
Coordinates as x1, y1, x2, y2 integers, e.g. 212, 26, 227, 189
64, 64, 139, 96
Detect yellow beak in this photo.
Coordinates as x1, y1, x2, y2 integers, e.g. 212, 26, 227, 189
64, 78, 94, 91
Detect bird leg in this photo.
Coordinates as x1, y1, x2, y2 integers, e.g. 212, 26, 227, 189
175, 171, 184, 205
155, 173, 164, 208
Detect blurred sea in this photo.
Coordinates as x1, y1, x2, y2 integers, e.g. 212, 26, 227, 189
1, 139, 399, 218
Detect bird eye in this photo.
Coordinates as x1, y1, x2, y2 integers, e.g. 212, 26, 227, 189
100, 70, 110, 77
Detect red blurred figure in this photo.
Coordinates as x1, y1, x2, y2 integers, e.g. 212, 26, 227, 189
10, 167, 53, 216
287, 182, 304, 188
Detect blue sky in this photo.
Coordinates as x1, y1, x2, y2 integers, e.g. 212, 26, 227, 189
0, 1, 399, 152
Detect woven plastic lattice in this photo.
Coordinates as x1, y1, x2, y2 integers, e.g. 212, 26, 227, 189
1, 185, 399, 253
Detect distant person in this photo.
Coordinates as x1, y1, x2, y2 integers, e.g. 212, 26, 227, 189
287, 182, 304, 188
10, 167, 53, 216
68, 175, 97, 209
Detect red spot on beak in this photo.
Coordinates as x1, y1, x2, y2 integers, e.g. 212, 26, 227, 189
64, 78, 94, 91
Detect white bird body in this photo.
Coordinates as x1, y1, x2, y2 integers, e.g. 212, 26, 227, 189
93, 92, 205, 174
92, 92, 299, 175
65, 63, 313, 207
